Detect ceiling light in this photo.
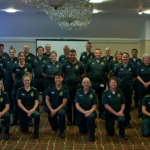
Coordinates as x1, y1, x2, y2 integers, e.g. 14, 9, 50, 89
139, 11, 142, 15
90, 0, 103, 3
4, 8, 19, 13
143, 10, 150, 14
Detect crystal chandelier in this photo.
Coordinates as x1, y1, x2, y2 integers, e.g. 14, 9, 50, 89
22, 0, 93, 30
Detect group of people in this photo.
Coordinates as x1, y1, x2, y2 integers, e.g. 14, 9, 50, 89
0, 42, 150, 141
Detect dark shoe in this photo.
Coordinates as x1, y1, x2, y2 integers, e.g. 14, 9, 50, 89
73, 122, 78, 126
126, 122, 131, 128
99, 114, 106, 120
28, 122, 33, 126
135, 103, 139, 107
43, 106, 49, 112
40, 102, 44, 106
67, 122, 72, 126
137, 114, 143, 118
89, 134, 95, 141
119, 134, 128, 140
4, 131, 10, 140
59, 130, 65, 138
34, 131, 39, 139
10, 121, 18, 126
95, 124, 97, 128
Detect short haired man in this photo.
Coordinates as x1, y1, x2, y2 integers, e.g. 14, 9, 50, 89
101, 47, 113, 64
43, 44, 51, 59
59, 45, 70, 63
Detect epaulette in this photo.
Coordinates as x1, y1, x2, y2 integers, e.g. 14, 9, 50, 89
77, 88, 82, 91
90, 89, 95, 92
145, 95, 150, 98
32, 87, 37, 90
30, 53, 35, 56
103, 90, 108, 93
116, 88, 122, 91
63, 85, 68, 89
49, 84, 55, 87
78, 61, 83, 64
64, 60, 69, 63
129, 63, 134, 66
4, 92, 7, 94
18, 87, 24, 90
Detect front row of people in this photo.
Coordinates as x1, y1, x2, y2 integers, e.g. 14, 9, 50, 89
0, 71, 150, 141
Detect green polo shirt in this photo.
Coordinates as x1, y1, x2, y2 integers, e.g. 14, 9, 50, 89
0, 52, 9, 60
12, 63, 32, 83
59, 55, 69, 63
102, 88, 126, 113
113, 62, 137, 87
3, 57, 18, 74
101, 56, 113, 64
86, 58, 110, 82
129, 58, 142, 67
16, 87, 39, 109
109, 60, 121, 77
137, 63, 150, 82
74, 88, 98, 110
142, 95, 150, 118
0, 91, 9, 111
46, 84, 70, 109
43, 60, 62, 78
80, 51, 94, 66
43, 52, 51, 59
61, 60, 85, 84
31, 56, 49, 77
25, 52, 35, 65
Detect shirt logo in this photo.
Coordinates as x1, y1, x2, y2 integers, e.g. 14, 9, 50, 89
28, 56, 30, 59
15, 61, 17, 64
90, 56, 93, 58
59, 92, 63, 96
75, 65, 78, 69
0, 97, 3, 102
57, 65, 59, 68
117, 93, 121, 97
24, 68, 27, 72
3, 56, 5, 59
31, 92, 34, 97
43, 60, 45, 63
101, 62, 104, 65
129, 68, 131, 71
89, 94, 93, 98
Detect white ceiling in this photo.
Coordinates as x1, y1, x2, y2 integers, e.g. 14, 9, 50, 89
0, 0, 150, 39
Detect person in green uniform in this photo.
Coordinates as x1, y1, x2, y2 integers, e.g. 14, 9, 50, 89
43, 44, 51, 59
46, 72, 69, 138
31, 46, 49, 106
0, 81, 10, 140
23, 44, 35, 65
59, 45, 70, 63
16, 72, 40, 139
61, 49, 85, 125
129, 48, 142, 107
101, 47, 113, 64
86, 48, 110, 120
102, 77, 128, 140
0, 44, 9, 87
137, 54, 150, 118
75, 77, 98, 141
141, 95, 150, 137
11, 52, 32, 126
80, 42, 94, 66
3, 46, 18, 113
109, 50, 122, 77
113, 52, 137, 128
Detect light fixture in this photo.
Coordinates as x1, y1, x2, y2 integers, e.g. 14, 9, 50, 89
139, 11, 142, 15
93, 9, 99, 13
90, 0, 103, 3
4, 8, 19, 13
143, 10, 150, 14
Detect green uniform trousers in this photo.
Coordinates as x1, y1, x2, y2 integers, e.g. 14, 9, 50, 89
48, 109, 65, 131
91, 81, 105, 115
4, 74, 14, 111
105, 112, 126, 135
18, 109, 40, 132
65, 83, 81, 123
119, 86, 133, 123
0, 112, 10, 131
133, 79, 139, 104
138, 85, 150, 115
141, 117, 150, 137
77, 111, 96, 134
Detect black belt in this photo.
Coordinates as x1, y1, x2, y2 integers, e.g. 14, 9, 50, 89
46, 77, 54, 80
65, 82, 80, 85
34, 76, 44, 79
6, 72, 12, 75
91, 79, 103, 83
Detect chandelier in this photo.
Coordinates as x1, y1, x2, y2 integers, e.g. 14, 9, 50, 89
22, 0, 93, 30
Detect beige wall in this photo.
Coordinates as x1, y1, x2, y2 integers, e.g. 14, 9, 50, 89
90, 41, 141, 58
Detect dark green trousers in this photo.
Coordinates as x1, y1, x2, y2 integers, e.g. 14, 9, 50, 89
119, 86, 133, 123
4, 74, 14, 111
105, 112, 126, 135
141, 117, 150, 137
1, 112, 10, 131
65, 83, 81, 123
133, 79, 139, 104
91, 81, 105, 115
48, 109, 65, 131
138, 84, 150, 115
77, 111, 96, 134
18, 109, 40, 132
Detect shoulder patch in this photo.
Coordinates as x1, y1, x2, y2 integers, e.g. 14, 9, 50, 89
129, 63, 134, 66
77, 88, 82, 91
116, 88, 122, 91
90, 89, 95, 92
145, 95, 150, 98
18, 87, 24, 90
103, 90, 108, 93
32, 87, 37, 90
4, 92, 7, 94
63, 85, 68, 89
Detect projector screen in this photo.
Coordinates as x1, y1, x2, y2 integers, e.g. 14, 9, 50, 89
36, 40, 88, 60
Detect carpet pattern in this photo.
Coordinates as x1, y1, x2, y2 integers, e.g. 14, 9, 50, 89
0, 97, 150, 150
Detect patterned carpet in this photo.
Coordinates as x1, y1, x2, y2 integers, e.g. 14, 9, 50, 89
0, 96, 150, 150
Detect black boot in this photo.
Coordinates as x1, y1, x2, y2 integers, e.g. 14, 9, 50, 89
59, 130, 65, 138
4, 130, 10, 140
89, 134, 95, 141
10, 120, 18, 126
34, 130, 39, 139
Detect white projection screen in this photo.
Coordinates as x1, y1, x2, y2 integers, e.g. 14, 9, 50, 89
36, 40, 89, 60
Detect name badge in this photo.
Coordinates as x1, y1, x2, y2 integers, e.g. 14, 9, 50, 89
120, 68, 123, 70
67, 66, 70, 68
48, 66, 51, 67
82, 56, 85, 58
22, 93, 25, 95
141, 69, 144, 71
148, 102, 150, 104
8, 62, 10, 63
16, 69, 19, 71
62, 58, 64, 59
108, 95, 111, 98
92, 63, 95, 64
51, 92, 55, 94
79, 95, 83, 97
100, 84, 104, 87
